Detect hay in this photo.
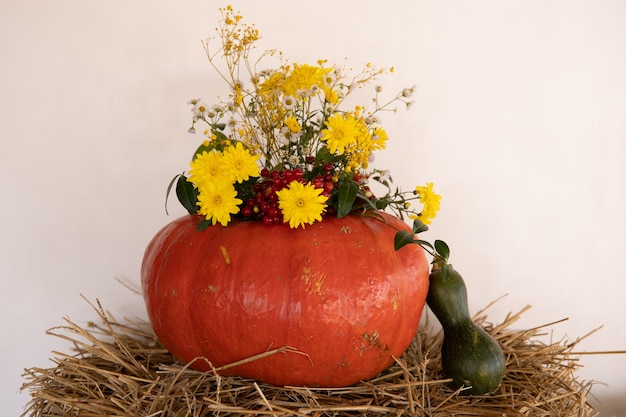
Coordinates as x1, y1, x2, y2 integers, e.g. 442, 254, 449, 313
21, 297, 602, 416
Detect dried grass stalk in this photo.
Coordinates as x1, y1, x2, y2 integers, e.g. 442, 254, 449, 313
21, 297, 601, 416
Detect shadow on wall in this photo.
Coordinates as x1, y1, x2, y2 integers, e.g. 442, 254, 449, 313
592, 394, 626, 417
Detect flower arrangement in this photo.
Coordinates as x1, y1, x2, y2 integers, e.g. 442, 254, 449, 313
169, 5, 441, 240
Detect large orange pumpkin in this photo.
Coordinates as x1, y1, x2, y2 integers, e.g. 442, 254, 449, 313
141, 211, 429, 387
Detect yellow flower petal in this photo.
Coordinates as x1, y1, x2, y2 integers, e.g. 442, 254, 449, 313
276, 181, 328, 229
197, 179, 242, 226
221, 142, 260, 183
414, 182, 442, 225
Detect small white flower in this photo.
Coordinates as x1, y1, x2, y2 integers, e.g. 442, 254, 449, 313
281, 95, 297, 110
308, 84, 320, 96
279, 126, 302, 143
289, 131, 303, 142
288, 155, 299, 166
191, 102, 209, 117
365, 115, 379, 124
275, 127, 290, 146
212, 104, 227, 114
323, 69, 336, 86
296, 88, 309, 98
375, 169, 392, 184
402, 86, 416, 98
279, 126, 290, 138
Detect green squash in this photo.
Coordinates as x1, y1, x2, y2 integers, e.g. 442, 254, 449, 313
427, 263, 506, 395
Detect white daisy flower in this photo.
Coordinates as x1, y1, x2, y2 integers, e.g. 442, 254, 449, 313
281, 95, 297, 110
191, 102, 209, 118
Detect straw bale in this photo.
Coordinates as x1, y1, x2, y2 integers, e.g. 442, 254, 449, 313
21, 297, 601, 416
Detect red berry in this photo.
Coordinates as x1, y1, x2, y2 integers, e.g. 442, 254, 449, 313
241, 206, 253, 217
312, 178, 324, 189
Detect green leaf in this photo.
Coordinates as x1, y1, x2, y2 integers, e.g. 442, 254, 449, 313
314, 146, 338, 167
412, 218, 429, 234
434, 240, 450, 261
196, 218, 212, 231
336, 180, 358, 218
394, 230, 415, 251
212, 127, 229, 141
414, 239, 434, 253
192, 143, 212, 160
176, 175, 198, 215
362, 210, 386, 223
355, 191, 379, 211
165, 174, 181, 215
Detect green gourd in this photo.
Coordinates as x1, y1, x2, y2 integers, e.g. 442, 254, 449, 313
426, 262, 506, 395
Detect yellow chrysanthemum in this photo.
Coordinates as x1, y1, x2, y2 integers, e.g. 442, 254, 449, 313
221, 142, 260, 183
284, 115, 302, 133
276, 181, 328, 229
412, 182, 442, 225
188, 150, 227, 187
197, 179, 242, 226
371, 127, 389, 150
258, 70, 287, 96
321, 113, 361, 155
339, 116, 374, 171
322, 85, 339, 105
282, 64, 326, 97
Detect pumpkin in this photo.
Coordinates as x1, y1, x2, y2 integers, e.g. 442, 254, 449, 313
141, 211, 429, 387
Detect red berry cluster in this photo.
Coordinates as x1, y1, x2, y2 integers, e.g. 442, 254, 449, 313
352, 172, 373, 198
240, 164, 337, 225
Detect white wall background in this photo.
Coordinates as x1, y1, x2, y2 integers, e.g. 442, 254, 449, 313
2, 1, 625, 415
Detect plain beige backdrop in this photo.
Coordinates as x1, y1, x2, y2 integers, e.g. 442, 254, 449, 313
2, 1, 625, 415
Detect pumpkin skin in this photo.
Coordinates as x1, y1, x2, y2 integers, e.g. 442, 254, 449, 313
141, 212, 429, 387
